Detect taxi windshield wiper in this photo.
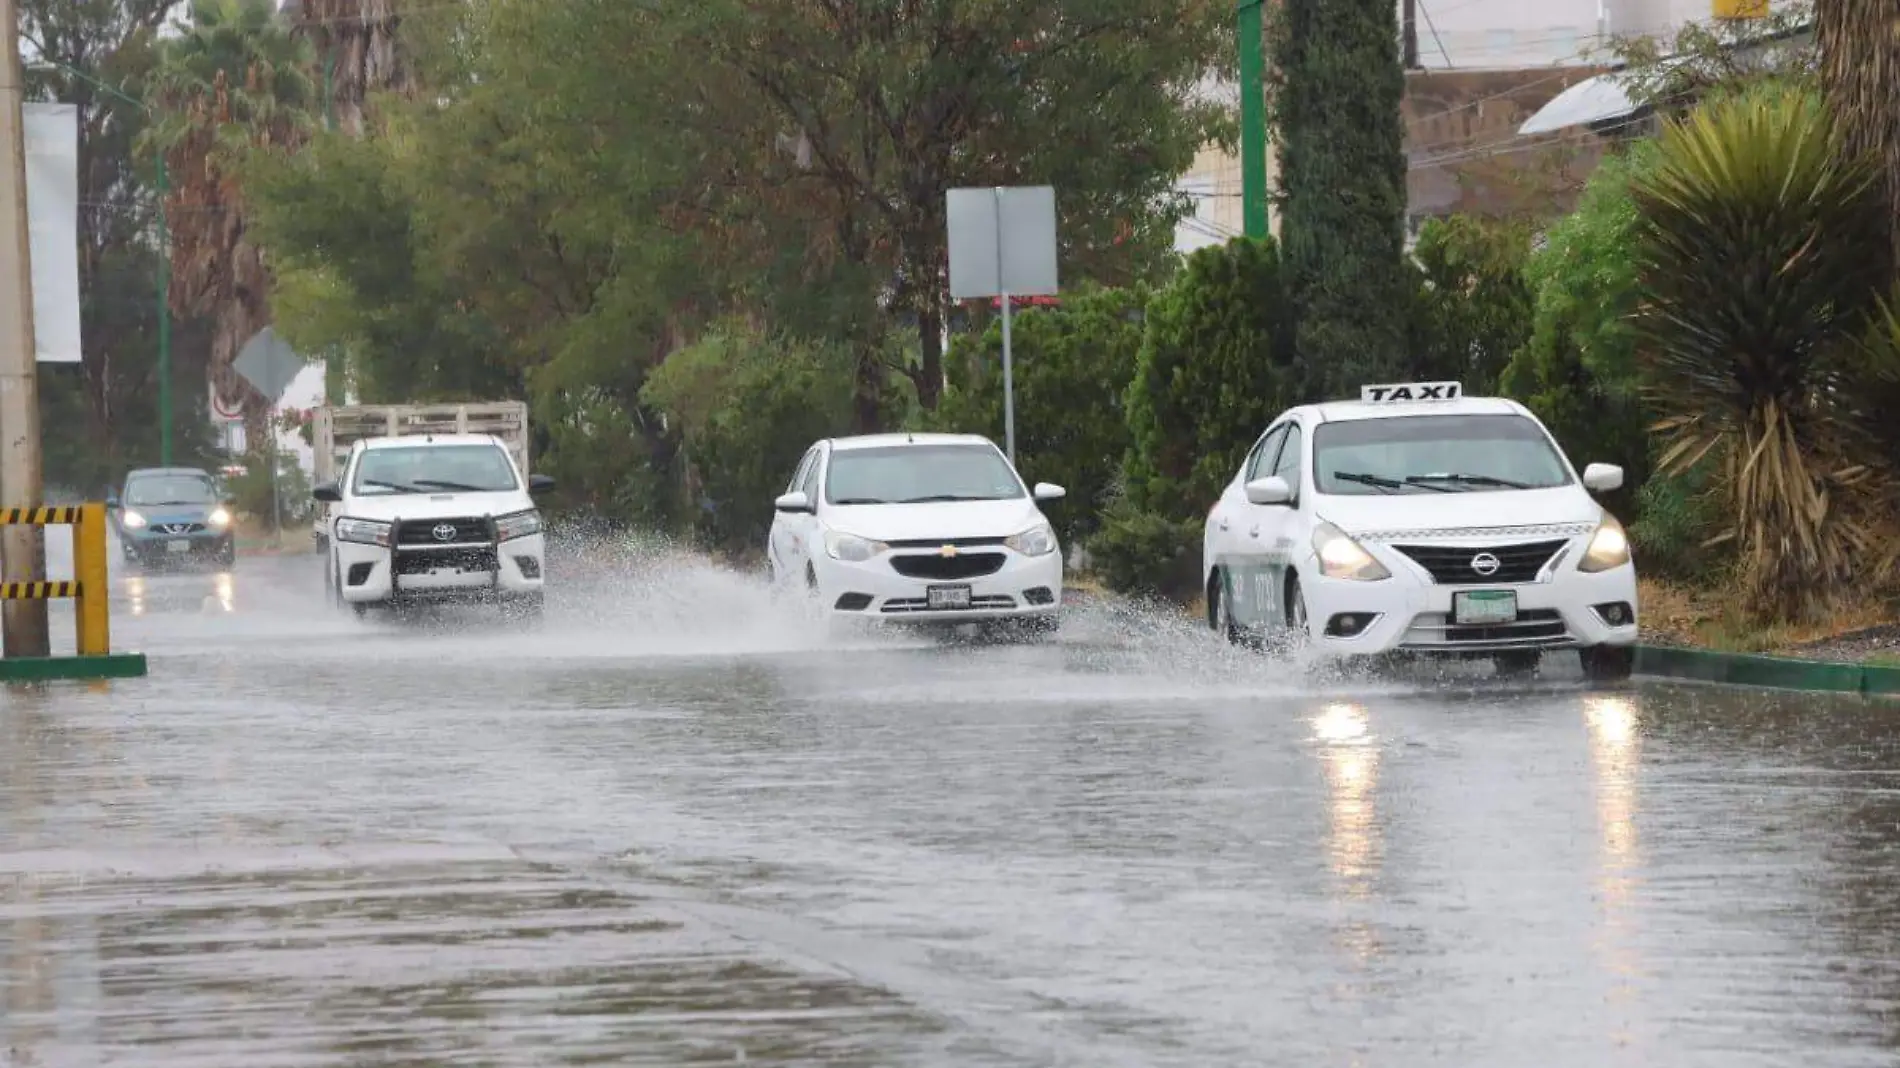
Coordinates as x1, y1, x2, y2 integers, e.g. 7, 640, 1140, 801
830, 496, 890, 505
897, 493, 1000, 503
1405, 473, 1532, 490
1332, 471, 1451, 494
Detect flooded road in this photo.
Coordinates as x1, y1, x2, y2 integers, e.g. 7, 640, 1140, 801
6, 543, 1900, 1066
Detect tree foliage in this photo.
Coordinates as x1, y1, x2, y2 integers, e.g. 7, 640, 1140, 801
1815, 0, 1900, 271
1270, 0, 1412, 395
924, 287, 1148, 542
640, 324, 858, 553
1630, 83, 1892, 620
1407, 215, 1533, 395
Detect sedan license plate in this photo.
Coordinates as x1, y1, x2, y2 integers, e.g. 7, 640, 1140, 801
166, 539, 192, 554
927, 584, 972, 610
1453, 589, 1517, 625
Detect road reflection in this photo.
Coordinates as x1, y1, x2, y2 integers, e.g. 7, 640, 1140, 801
1583, 693, 1645, 1044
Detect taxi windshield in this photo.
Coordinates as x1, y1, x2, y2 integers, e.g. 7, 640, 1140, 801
824, 444, 1024, 505
1314, 414, 1572, 495
352, 444, 519, 495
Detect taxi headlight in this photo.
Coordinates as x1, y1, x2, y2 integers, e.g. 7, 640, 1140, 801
120, 510, 147, 530
824, 529, 888, 562
1005, 523, 1058, 557
495, 509, 542, 542
1578, 512, 1631, 573
207, 507, 233, 528
1312, 521, 1390, 581
335, 516, 392, 548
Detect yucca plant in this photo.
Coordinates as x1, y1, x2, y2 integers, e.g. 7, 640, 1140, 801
1630, 83, 1892, 621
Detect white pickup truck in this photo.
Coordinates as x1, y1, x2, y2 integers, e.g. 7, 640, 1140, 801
310, 403, 553, 617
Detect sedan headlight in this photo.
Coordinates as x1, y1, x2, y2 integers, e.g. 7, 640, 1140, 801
824, 529, 888, 562
207, 507, 233, 529
1005, 523, 1058, 557
334, 516, 392, 547
1578, 512, 1631, 573
120, 510, 147, 530
495, 509, 543, 542
1312, 521, 1390, 581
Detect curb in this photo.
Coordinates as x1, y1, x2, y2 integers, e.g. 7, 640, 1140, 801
1636, 643, 1900, 697
0, 653, 148, 683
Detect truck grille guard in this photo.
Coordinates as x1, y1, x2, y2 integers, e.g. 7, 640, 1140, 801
388, 514, 501, 591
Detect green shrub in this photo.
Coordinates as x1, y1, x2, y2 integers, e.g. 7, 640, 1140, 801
1087, 503, 1205, 602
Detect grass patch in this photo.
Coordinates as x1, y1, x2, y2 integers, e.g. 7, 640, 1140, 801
1639, 577, 1894, 654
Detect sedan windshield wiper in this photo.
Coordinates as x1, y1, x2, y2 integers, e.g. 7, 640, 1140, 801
1405, 473, 1532, 490
1331, 471, 1446, 494
897, 494, 1001, 503
830, 496, 890, 505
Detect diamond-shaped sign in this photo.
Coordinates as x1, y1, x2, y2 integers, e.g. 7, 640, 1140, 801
234, 327, 305, 404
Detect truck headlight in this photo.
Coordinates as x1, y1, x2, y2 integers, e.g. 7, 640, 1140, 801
120, 510, 147, 530
824, 529, 888, 562
495, 509, 542, 542
208, 507, 233, 529
1312, 521, 1390, 581
1005, 523, 1057, 557
335, 516, 392, 547
1578, 512, 1631, 573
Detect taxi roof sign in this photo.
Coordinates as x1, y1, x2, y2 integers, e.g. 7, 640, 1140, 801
1360, 381, 1462, 403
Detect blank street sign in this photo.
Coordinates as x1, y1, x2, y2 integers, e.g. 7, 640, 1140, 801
234, 327, 305, 405
947, 186, 1058, 300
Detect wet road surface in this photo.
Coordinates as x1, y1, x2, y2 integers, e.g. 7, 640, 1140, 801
6, 540, 1900, 1066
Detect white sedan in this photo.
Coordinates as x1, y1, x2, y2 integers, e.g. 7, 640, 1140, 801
767, 433, 1066, 629
1201, 382, 1640, 680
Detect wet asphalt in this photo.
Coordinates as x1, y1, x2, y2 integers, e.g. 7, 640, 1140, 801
4, 536, 1900, 1066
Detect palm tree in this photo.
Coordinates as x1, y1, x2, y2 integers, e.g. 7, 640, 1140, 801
283, 0, 413, 136
1630, 83, 1892, 622
1815, 0, 1900, 269
141, 0, 315, 445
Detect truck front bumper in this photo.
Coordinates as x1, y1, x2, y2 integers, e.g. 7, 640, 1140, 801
335, 530, 546, 605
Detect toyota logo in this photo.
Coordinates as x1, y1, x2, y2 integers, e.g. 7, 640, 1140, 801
1470, 552, 1501, 576
432, 523, 458, 542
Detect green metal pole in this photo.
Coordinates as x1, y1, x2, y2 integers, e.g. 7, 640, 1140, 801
157, 153, 172, 465
1238, 0, 1268, 238
321, 49, 345, 407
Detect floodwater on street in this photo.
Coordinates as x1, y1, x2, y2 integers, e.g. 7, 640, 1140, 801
6, 536, 1900, 1066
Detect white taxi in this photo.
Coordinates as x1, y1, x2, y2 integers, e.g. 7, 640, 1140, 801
1201, 382, 1639, 679
767, 433, 1066, 629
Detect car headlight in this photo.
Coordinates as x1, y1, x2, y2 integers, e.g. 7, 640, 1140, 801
824, 529, 888, 562
334, 516, 392, 547
207, 507, 233, 528
1005, 523, 1058, 557
1312, 521, 1390, 581
496, 509, 543, 542
1578, 512, 1631, 573
120, 510, 147, 530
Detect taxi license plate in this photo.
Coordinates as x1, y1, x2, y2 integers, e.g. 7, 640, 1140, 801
1453, 590, 1516, 625
166, 539, 192, 554
927, 584, 972, 610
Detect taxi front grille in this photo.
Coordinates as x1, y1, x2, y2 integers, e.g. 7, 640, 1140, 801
1402, 609, 1571, 648
889, 552, 1006, 580
882, 595, 1017, 613
1389, 539, 1567, 585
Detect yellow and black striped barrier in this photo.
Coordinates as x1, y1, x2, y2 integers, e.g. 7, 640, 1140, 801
0, 502, 145, 682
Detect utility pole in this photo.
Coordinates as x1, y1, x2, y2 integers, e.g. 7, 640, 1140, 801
1238, 0, 1269, 238
321, 47, 344, 407
0, 0, 51, 656
157, 152, 171, 464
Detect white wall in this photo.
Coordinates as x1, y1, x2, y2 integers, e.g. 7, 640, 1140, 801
1408, 0, 1725, 69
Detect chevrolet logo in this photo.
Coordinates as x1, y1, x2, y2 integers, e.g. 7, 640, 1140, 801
939, 544, 958, 557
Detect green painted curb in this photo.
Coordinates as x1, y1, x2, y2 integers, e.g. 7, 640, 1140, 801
1635, 643, 1900, 697
0, 653, 148, 683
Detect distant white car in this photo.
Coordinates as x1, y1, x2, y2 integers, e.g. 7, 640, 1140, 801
767, 433, 1066, 629
312, 433, 555, 617
1201, 381, 1639, 679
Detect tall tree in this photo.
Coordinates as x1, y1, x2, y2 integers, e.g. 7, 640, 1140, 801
1815, 0, 1900, 272
1270, 0, 1411, 397
142, 0, 315, 444
19, 0, 220, 489
281, 0, 412, 135
685, 0, 1229, 420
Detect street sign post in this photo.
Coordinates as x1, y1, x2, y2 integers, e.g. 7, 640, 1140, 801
234, 327, 305, 546
946, 186, 1058, 465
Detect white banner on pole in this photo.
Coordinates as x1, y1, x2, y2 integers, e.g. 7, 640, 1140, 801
24, 103, 82, 364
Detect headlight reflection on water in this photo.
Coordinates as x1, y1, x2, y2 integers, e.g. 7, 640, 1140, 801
125, 576, 146, 618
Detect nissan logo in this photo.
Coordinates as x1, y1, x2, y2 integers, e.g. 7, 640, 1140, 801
1470, 552, 1501, 576
432, 523, 458, 542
